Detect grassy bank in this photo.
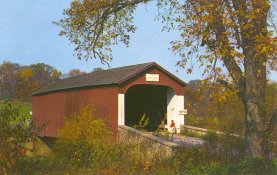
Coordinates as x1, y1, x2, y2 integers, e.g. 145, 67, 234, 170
0, 101, 32, 116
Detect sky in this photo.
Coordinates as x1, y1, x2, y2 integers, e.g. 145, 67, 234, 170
0, 0, 276, 82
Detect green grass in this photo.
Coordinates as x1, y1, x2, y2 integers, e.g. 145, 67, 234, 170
0, 101, 32, 116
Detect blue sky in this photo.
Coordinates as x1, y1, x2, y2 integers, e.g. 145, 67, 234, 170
0, 1, 276, 82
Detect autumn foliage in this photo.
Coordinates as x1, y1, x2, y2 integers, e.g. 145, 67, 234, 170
0, 61, 88, 101
0, 61, 62, 100
54, 106, 114, 170
0, 104, 38, 175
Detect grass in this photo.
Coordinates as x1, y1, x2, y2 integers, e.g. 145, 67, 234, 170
19, 142, 277, 175
0, 100, 32, 116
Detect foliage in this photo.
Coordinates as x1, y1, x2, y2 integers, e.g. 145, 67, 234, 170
0, 61, 62, 100
20, 142, 169, 174
160, 134, 275, 175
16, 63, 62, 99
238, 158, 276, 175
16, 126, 277, 174
180, 127, 206, 138
55, 0, 276, 78
184, 82, 277, 143
54, 106, 115, 170
185, 81, 276, 136
133, 113, 150, 131
18, 155, 277, 175
24, 106, 169, 174
62, 68, 86, 78
54, 0, 139, 64
0, 61, 20, 100
0, 103, 39, 175
0, 101, 32, 117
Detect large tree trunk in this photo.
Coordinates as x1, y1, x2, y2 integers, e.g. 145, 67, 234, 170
244, 56, 267, 158
242, 1, 269, 158
226, 0, 269, 158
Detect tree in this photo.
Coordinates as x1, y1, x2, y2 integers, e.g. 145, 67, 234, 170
0, 61, 20, 100
63, 69, 86, 78
15, 67, 33, 99
0, 104, 39, 174
69, 69, 86, 77
28, 63, 62, 92
92, 67, 103, 72
15, 63, 62, 99
56, 0, 276, 158
0, 61, 62, 100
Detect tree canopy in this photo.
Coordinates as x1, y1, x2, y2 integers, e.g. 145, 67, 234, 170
56, 0, 276, 72
0, 62, 62, 100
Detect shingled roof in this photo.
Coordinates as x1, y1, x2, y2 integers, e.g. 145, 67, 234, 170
32, 62, 186, 95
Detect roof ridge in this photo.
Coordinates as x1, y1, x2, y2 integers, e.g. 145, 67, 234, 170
47, 62, 155, 83
99, 62, 155, 72
69, 62, 155, 79
117, 62, 156, 84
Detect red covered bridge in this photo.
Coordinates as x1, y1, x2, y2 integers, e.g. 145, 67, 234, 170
32, 62, 187, 137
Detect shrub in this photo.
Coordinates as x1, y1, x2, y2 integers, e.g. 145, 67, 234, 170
185, 114, 203, 127
180, 127, 205, 138
156, 131, 277, 175
133, 113, 149, 131
0, 103, 38, 175
237, 158, 277, 175
108, 142, 171, 175
161, 146, 276, 175
54, 106, 114, 170
202, 132, 247, 163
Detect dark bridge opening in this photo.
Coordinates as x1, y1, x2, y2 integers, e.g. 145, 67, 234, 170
125, 85, 167, 131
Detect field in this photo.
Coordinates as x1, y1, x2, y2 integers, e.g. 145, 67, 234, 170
0, 100, 32, 116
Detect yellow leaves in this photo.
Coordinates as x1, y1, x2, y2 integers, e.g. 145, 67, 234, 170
50, 69, 62, 80
212, 84, 236, 104
196, 6, 201, 13
214, 67, 222, 73
16, 67, 33, 80
261, 46, 267, 54
251, 34, 275, 61
222, 17, 230, 25
173, 42, 183, 50
57, 106, 113, 145
257, 69, 262, 76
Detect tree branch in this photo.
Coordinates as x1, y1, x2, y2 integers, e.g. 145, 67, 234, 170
212, 5, 245, 99
217, 80, 236, 91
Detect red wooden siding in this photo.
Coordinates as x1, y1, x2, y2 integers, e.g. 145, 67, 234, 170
33, 87, 118, 137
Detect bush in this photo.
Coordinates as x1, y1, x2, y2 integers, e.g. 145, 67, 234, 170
0, 103, 38, 175
52, 106, 175, 174
202, 132, 247, 163
132, 113, 149, 131
54, 106, 115, 170
155, 132, 276, 175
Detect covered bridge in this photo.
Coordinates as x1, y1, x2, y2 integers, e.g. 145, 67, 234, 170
32, 62, 187, 137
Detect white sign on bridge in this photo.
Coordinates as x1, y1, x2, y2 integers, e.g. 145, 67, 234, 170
146, 74, 159, 82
